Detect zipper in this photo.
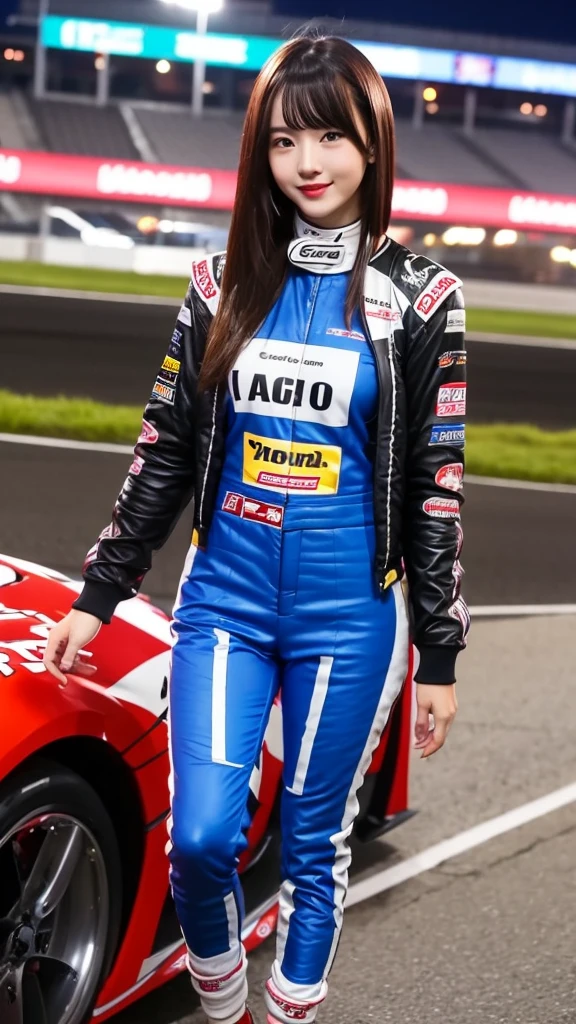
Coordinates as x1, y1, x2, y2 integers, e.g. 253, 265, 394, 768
360, 303, 395, 591
198, 383, 219, 530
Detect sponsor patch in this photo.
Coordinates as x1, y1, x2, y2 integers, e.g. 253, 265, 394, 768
435, 463, 464, 492
243, 432, 341, 495
288, 238, 345, 269
230, 339, 359, 427
445, 309, 466, 333
192, 258, 217, 300
364, 307, 402, 323
152, 380, 175, 404
162, 355, 181, 374
177, 304, 191, 327
429, 424, 465, 446
414, 271, 461, 322
326, 327, 365, 340
137, 419, 159, 445
129, 455, 145, 476
423, 496, 460, 519
438, 349, 467, 368
222, 491, 284, 528
436, 382, 467, 417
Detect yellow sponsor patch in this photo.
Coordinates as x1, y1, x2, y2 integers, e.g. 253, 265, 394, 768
162, 355, 181, 373
243, 432, 341, 495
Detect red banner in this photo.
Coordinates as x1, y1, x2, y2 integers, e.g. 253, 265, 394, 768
1, 148, 575, 233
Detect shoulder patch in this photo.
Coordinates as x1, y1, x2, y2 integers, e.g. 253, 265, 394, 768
386, 245, 462, 323
413, 269, 463, 323
190, 253, 225, 315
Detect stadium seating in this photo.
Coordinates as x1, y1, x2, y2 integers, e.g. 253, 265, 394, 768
27, 99, 139, 160
394, 120, 512, 187
133, 108, 243, 169
473, 128, 576, 194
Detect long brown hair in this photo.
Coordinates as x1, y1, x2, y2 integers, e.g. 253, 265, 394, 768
198, 34, 396, 390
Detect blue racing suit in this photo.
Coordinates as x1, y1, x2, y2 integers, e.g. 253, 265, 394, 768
167, 225, 410, 1024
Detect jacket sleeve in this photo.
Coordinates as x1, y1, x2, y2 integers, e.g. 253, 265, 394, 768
402, 287, 470, 684
72, 286, 202, 624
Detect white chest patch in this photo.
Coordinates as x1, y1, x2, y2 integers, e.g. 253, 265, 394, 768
229, 339, 359, 428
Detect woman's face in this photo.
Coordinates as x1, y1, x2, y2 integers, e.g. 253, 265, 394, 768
268, 91, 374, 230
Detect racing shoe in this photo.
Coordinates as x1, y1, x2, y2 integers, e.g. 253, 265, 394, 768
208, 1010, 255, 1024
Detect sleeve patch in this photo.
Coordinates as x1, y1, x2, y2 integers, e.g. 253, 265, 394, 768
177, 304, 192, 327
413, 270, 462, 322
445, 309, 466, 333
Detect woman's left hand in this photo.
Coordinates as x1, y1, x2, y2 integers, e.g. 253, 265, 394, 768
414, 683, 458, 759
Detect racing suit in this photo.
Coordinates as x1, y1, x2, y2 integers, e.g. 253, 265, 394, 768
73, 215, 469, 1024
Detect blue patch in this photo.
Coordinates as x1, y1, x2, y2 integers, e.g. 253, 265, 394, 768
429, 424, 465, 446
168, 329, 183, 358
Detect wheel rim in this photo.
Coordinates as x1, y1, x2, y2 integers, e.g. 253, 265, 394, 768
0, 810, 110, 1024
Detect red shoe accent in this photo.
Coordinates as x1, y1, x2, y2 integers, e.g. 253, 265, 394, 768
235, 1011, 255, 1024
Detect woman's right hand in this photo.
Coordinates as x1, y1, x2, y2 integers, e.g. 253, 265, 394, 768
43, 610, 103, 685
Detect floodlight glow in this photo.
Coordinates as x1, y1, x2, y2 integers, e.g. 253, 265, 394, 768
159, 0, 224, 11
550, 245, 571, 263
493, 229, 518, 247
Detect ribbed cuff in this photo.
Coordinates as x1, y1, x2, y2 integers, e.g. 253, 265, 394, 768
414, 645, 461, 685
72, 580, 128, 624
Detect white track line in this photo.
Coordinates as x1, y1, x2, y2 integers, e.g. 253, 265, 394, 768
0, 283, 180, 306
469, 604, 576, 617
2, 435, 576, 497
466, 474, 576, 495
0, 432, 133, 454
346, 780, 576, 908
471, 332, 576, 350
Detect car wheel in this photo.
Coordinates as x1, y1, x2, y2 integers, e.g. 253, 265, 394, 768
0, 757, 122, 1024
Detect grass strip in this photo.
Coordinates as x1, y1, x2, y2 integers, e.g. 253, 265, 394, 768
0, 260, 575, 338
1, 390, 575, 485
0, 260, 188, 298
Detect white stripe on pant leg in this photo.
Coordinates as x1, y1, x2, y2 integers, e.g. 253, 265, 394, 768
287, 656, 333, 796
325, 583, 410, 973
212, 628, 244, 768
172, 538, 199, 619
274, 879, 296, 967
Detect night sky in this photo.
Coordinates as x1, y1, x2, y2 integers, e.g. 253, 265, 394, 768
274, 0, 576, 47
0, 0, 574, 48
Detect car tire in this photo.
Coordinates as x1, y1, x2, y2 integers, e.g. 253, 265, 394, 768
0, 756, 123, 1024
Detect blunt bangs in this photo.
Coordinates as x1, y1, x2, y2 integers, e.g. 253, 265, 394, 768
277, 66, 370, 154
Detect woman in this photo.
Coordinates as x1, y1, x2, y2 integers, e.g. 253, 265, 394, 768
44, 34, 468, 1024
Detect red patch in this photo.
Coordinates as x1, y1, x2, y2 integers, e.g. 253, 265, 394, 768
423, 496, 460, 519
222, 492, 284, 528
137, 419, 159, 445
416, 274, 458, 316
436, 382, 467, 417
192, 258, 217, 300
435, 463, 464, 492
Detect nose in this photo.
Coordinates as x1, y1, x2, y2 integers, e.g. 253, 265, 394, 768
297, 140, 323, 180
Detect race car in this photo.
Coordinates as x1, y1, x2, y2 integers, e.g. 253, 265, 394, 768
0, 553, 413, 1024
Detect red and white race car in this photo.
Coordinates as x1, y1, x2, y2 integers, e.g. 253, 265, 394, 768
0, 553, 413, 1024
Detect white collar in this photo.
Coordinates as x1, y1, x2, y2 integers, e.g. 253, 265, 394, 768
287, 213, 362, 274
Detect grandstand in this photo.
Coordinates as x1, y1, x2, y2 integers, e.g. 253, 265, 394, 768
1, 0, 575, 284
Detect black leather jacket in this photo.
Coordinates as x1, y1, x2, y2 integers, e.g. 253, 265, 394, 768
73, 239, 469, 684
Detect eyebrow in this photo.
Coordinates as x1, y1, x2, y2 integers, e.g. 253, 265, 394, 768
269, 125, 294, 133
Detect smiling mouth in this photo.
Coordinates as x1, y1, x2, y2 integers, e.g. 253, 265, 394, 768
297, 183, 332, 193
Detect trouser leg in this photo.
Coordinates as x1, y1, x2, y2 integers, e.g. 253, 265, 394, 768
167, 622, 279, 1022
267, 527, 409, 1023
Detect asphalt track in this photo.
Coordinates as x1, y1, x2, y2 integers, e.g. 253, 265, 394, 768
1, 293, 575, 428
2, 293, 576, 1024
0, 436, 575, 607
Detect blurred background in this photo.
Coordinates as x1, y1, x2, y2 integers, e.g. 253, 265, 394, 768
1, 6, 576, 1023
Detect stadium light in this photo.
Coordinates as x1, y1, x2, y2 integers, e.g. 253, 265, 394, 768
158, 0, 224, 116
